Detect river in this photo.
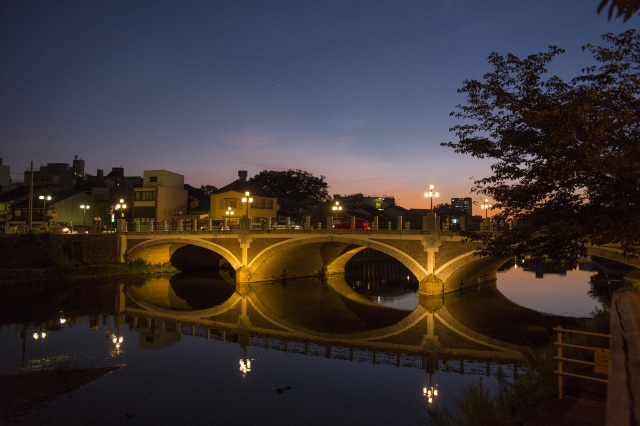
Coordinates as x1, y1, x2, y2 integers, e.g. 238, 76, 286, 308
0, 256, 626, 425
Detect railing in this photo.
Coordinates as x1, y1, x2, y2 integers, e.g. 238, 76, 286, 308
554, 326, 610, 399
119, 220, 462, 237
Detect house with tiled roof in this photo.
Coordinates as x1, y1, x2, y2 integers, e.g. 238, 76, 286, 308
210, 171, 277, 226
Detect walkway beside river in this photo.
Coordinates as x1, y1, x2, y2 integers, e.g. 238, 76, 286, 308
526, 382, 606, 425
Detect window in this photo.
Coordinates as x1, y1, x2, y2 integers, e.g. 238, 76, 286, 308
253, 198, 274, 210
149, 176, 158, 183
220, 199, 239, 209
134, 190, 156, 201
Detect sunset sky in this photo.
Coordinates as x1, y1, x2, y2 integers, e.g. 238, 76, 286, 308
1, 1, 631, 214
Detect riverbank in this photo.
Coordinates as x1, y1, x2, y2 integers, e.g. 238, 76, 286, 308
0, 365, 124, 421
0, 259, 178, 284
525, 381, 606, 425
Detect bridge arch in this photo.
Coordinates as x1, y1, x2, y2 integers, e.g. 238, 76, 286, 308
434, 250, 484, 283
245, 235, 429, 284
587, 246, 640, 270
127, 237, 242, 270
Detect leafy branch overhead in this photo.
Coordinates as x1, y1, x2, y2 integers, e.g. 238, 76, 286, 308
598, 0, 640, 21
443, 29, 640, 268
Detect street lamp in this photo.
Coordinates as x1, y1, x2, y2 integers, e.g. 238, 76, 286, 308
241, 192, 253, 217
225, 206, 234, 230
241, 192, 253, 230
481, 199, 492, 219
332, 200, 342, 216
332, 201, 342, 226
115, 199, 127, 219
39, 195, 51, 223
424, 185, 439, 212
80, 204, 90, 228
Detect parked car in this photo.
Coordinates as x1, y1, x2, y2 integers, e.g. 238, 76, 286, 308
333, 219, 370, 230
271, 222, 302, 229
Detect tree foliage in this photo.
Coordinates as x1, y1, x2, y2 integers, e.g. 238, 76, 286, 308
199, 185, 217, 195
250, 169, 331, 203
442, 30, 640, 268
598, 0, 640, 21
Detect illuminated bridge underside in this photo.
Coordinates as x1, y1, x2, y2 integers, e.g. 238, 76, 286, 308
124, 233, 486, 295
123, 233, 638, 295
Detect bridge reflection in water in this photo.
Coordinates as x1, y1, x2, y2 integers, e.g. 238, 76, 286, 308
121, 265, 574, 381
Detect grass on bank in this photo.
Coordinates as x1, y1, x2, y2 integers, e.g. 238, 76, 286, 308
1, 258, 178, 283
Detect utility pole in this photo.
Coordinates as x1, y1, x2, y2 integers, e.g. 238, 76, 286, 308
28, 161, 33, 231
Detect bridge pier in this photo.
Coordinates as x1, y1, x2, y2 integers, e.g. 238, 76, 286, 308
419, 274, 444, 296
236, 268, 253, 286
422, 236, 441, 274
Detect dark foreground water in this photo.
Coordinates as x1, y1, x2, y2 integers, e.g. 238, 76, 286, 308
0, 257, 625, 425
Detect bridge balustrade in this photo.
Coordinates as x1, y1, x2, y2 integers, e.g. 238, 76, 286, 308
120, 220, 465, 236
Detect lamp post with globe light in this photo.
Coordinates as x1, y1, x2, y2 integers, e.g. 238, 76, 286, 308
331, 201, 342, 229
424, 185, 439, 212
481, 199, 492, 219
423, 185, 440, 232
332, 201, 342, 219
39, 195, 51, 224
80, 204, 90, 229
115, 199, 127, 219
225, 206, 234, 230
241, 192, 253, 230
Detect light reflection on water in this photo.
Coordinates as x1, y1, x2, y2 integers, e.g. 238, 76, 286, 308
0, 255, 626, 425
497, 266, 602, 317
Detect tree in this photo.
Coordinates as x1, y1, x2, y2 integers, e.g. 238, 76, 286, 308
250, 169, 331, 203
442, 30, 640, 268
199, 185, 217, 195
598, 0, 640, 21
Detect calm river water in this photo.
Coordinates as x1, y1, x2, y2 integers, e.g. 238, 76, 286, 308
0, 256, 625, 425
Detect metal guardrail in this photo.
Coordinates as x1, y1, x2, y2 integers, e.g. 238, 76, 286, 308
554, 326, 610, 399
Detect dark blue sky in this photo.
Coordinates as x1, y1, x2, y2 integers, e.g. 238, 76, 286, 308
0, 1, 630, 211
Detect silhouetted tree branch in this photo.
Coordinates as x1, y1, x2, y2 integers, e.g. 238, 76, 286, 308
598, 0, 640, 21
443, 30, 640, 268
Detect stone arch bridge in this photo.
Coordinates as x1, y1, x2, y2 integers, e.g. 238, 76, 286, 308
120, 230, 640, 295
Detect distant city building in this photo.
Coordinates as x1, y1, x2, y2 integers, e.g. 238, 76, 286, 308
333, 193, 395, 210
132, 170, 188, 223
451, 197, 473, 216
0, 157, 10, 193
24, 155, 87, 192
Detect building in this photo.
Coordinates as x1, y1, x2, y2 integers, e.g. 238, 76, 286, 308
48, 192, 96, 231
451, 197, 473, 217
0, 187, 94, 233
334, 193, 395, 211
0, 157, 10, 193
0, 186, 30, 232
90, 167, 142, 224
132, 170, 188, 223
24, 155, 87, 192
211, 171, 277, 225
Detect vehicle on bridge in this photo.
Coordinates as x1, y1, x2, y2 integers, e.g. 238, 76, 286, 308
271, 221, 302, 229
334, 218, 370, 230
